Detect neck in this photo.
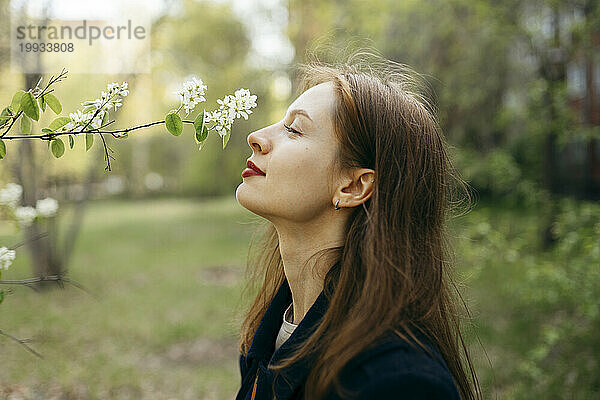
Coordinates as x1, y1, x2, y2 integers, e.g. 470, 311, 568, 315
274, 213, 346, 325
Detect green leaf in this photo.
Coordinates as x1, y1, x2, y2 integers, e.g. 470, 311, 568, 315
51, 138, 65, 158
20, 115, 31, 134
165, 112, 183, 136
44, 93, 62, 114
39, 95, 46, 112
85, 132, 93, 151
0, 289, 4, 304
69, 135, 74, 149
20, 92, 40, 121
194, 111, 209, 143
101, 111, 108, 127
222, 130, 231, 149
0, 139, 6, 159
0, 116, 10, 128
1, 108, 12, 127
41, 128, 53, 133
49, 116, 71, 131
10, 90, 25, 114
199, 124, 208, 143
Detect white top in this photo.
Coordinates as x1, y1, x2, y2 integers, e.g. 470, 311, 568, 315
274, 301, 298, 351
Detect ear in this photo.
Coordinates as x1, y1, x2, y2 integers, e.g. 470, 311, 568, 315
334, 168, 375, 209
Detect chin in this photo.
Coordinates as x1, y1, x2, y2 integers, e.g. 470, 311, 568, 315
236, 184, 278, 221
236, 183, 260, 211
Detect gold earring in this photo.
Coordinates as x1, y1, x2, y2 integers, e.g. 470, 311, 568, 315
334, 199, 341, 210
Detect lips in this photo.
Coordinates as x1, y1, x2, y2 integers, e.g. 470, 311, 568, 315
246, 160, 266, 175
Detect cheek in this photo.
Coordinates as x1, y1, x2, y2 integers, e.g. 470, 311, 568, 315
269, 147, 333, 200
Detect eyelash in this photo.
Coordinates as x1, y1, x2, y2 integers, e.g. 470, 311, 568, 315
284, 123, 301, 136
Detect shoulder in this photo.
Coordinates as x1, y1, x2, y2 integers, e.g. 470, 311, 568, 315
324, 331, 460, 400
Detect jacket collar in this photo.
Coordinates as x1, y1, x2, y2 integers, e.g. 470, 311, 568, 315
246, 276, 330, 399
244, 274, 449, 399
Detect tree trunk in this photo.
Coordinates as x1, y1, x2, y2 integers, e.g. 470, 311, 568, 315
15, 73, 63, 284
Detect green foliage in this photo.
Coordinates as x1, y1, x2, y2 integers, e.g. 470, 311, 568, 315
511, 200, 600, 398
456, 199, 600, 398
0, 139, 5, 159
38, 94, 46, 112
20, 114, 31, 134
10, 90, 24, 114
0, 107, 11, 128
452, 147, 548, 208
43, 93, 62, 114
51, 138, 65, 158
20, 91, 39, 121
49, 116, 70, 131
194, 111, 208, 143
85, 132, 94, 151
165, 112, 183, 136
160, 0, 251, 73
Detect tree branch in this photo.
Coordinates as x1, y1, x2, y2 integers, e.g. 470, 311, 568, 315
0, 273, 96, 300
0, 329, 43, 359
1, 119, 198, 140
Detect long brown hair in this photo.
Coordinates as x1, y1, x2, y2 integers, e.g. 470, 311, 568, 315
237, 49, 481, 400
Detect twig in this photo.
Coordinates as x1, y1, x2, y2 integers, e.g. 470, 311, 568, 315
0, 329, 43, 358
1, 119, 198, 140
98, 132, 116, 171
8, 231, 49, 250
0, 69, 68, 138
0, 274, 97, 300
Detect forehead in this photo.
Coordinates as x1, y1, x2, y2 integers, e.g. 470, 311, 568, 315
288, 81, 336, 125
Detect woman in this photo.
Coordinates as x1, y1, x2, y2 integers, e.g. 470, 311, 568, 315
234, 50, 480, 400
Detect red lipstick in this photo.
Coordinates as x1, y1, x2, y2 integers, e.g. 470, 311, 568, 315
243, 160, 266, 178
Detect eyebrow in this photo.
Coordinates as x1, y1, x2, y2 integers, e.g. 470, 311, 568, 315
288, 108, 313, 123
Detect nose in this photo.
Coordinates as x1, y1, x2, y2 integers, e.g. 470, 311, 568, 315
247, 128, 270, 154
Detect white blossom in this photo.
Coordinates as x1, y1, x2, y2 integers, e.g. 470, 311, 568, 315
36, 197, 59, 217
64, 109, 102, 134
61, 81, 129, 133
175, 76, 207, 115
15, 206, 37, 227
0, 183, 23, 208
205, 88, 257, 137
0, 247, 15, 270
205, 109, 234, 138
231, 88, 258, 119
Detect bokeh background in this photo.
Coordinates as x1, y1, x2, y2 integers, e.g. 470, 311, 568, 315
1, 0, 599, 399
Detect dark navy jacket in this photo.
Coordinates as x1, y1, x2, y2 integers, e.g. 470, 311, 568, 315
236, 277, 461, 400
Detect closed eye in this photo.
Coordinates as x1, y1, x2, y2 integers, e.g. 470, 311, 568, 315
284, 123, 302, 136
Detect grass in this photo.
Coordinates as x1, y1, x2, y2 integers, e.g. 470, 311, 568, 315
0, 196, 262, 399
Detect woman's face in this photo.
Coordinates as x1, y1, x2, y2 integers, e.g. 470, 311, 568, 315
236, 81, 341, 223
